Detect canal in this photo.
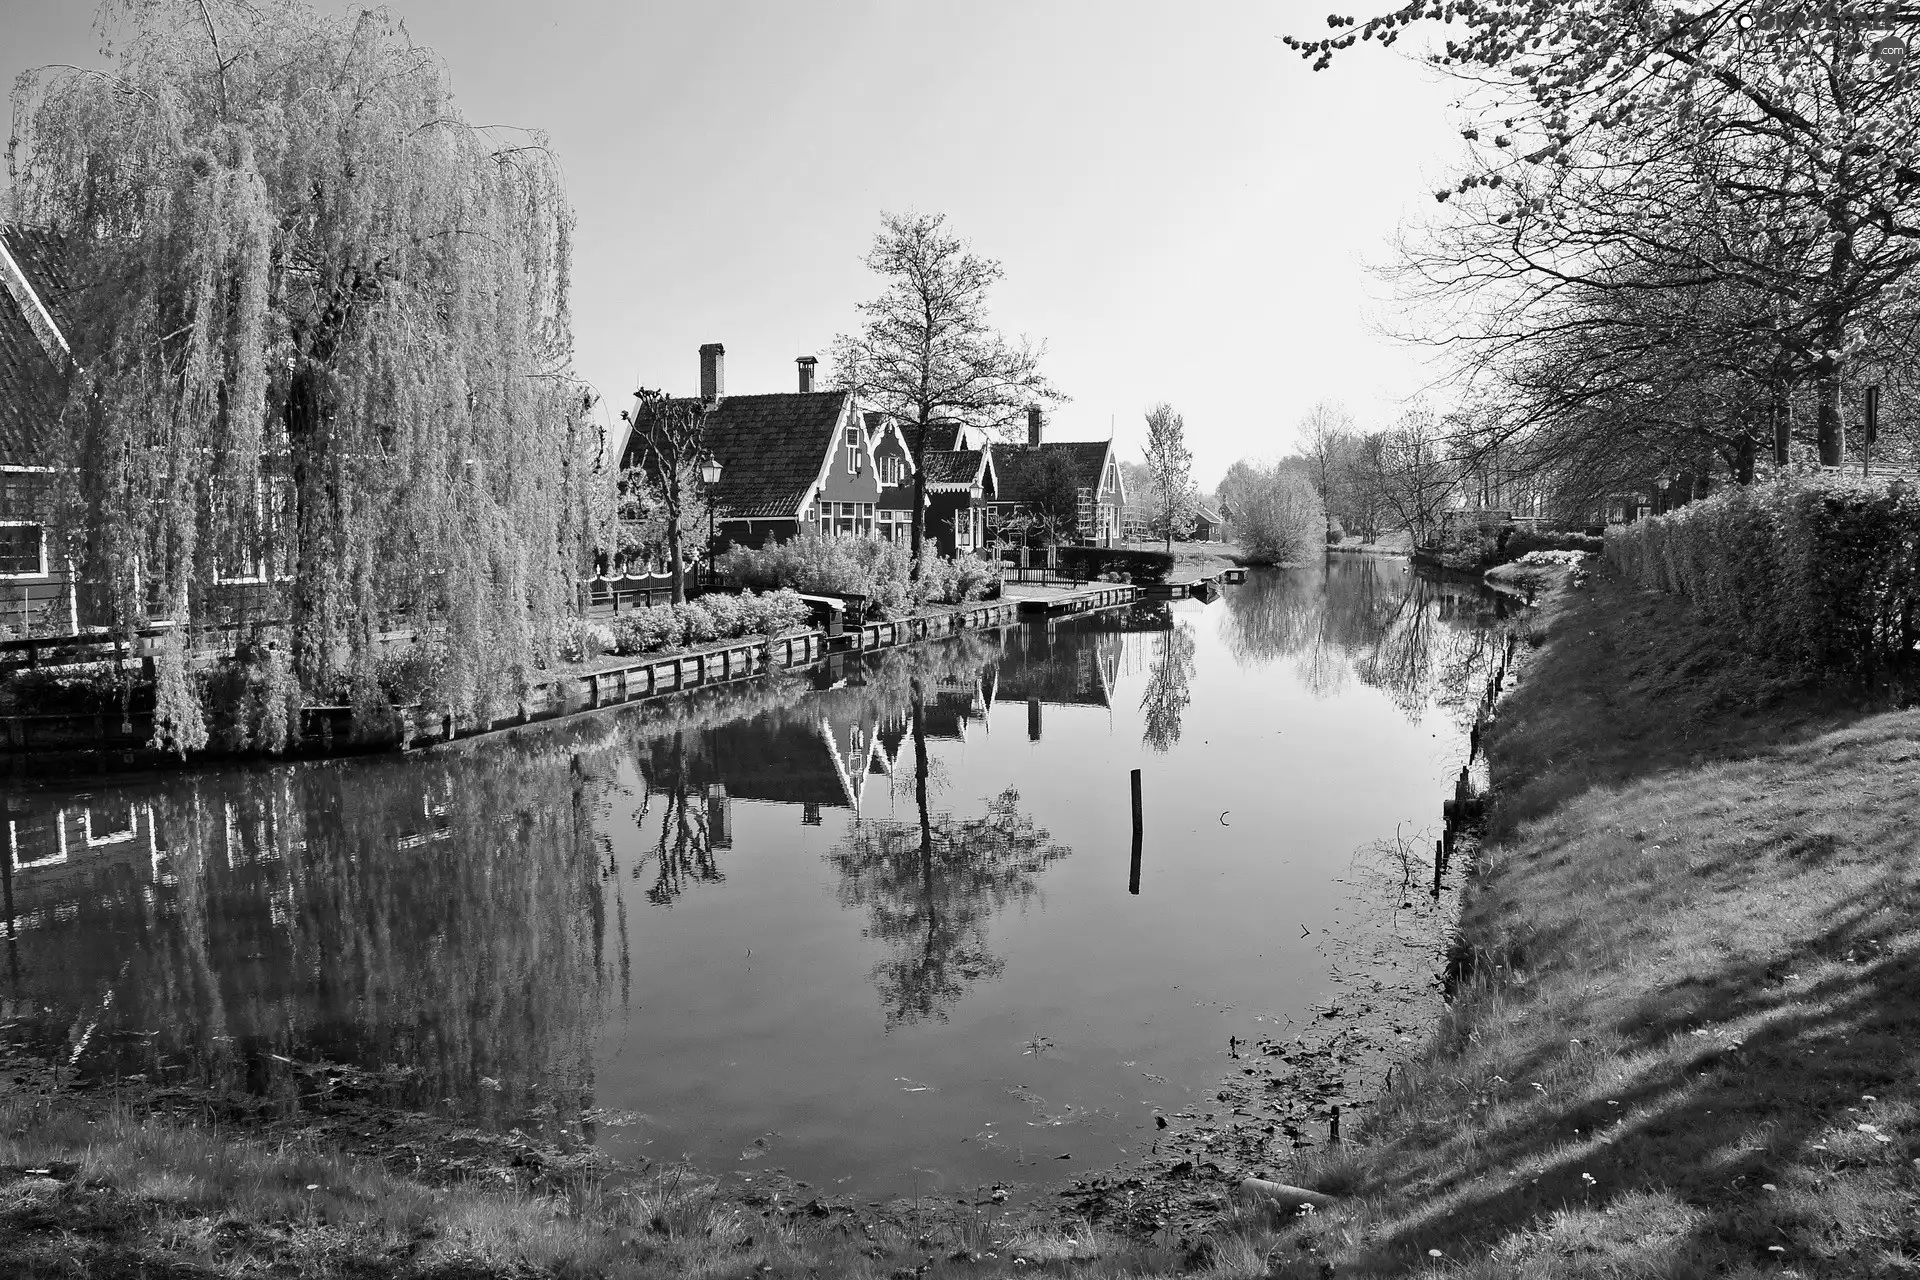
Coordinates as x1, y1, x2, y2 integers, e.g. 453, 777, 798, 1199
0, 559, 1510, 1198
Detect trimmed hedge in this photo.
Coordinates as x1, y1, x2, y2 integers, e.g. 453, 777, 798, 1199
1501, 529, 1605, 561
1057, 546, 1175, 583
1606, 473, 1920, 678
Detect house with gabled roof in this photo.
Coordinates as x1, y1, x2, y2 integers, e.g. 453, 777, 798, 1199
615, 345, 895, 549
0, 225, 79, 635
988, 407, 1127, 547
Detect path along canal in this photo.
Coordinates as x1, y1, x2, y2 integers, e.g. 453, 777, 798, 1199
0, 560, 1512, 1201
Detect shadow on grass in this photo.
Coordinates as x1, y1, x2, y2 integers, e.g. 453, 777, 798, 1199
1275, 570, 1920, 1278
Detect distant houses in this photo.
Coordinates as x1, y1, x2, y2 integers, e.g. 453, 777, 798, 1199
612, 345, 1125, 565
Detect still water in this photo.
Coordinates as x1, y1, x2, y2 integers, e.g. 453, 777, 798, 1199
1, 561, 1509, 1196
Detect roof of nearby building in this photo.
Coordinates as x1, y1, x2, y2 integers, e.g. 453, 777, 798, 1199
621, 390, 852, 521
993, 440, 1115, 503
0, 225, 73, 468
921, 448, 993, 491
1194, 504, 1224, 524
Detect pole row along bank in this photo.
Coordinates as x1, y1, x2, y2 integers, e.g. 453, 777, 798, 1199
1433, 628, 1519, 894
1, 585, 1141, 777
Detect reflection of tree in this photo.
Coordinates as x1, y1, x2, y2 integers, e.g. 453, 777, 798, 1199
630, 731, 725, 907
3, 735, 615, 1133
1139, 619, 1197, 752
1219, 560, 1506, 719
828, 678, 1070, 1027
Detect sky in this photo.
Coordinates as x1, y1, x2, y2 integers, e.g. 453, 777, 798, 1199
0, 0, 1468, 488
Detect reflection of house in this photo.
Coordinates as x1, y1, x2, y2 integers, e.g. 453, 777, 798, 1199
991, 624, 1122, 709
5, 796, 165, 927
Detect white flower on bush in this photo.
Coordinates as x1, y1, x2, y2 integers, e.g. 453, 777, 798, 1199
1518, 549, 1589, 567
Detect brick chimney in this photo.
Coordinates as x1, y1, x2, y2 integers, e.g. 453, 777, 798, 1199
699, 343, 725, 400
797, 355, 817, 393
1028, 405, 1044, 446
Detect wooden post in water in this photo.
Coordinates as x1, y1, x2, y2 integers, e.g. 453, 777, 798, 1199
1028, 698, 1043, 742
1129, 769, 1143, 895
1330, 1104, 1341, 1143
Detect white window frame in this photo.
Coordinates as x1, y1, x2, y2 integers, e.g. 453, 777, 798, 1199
846, 426, 861, 474
83, 805, 137, 847
0, 520, 47, 579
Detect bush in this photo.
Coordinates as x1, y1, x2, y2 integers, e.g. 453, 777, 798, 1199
1606, 473, 1920, 679
1501, 528, 1605, 562
1057, 545, 1175, 583
556, 616, 615, 664
607, 589, 814, 657
721, 534, 989, 617
203, 638, 303, 754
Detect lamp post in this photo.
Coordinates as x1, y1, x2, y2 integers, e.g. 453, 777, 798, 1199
700, 452, 723, 587
1654, 474, 1671, 515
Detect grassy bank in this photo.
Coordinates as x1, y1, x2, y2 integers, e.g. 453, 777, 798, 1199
0, 1035, 1196, 1279
1236, 563, 1920, 1277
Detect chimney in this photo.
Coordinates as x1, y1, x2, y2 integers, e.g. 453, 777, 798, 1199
699, 343, 726, 400
1028, 404, 1044, 446
797, 355, 817, 393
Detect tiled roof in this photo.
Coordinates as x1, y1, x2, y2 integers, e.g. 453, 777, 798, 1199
921, 449, 987, 488
993, 440, 1113, 503
0, 225, 72, 468
623, 391, 849, 521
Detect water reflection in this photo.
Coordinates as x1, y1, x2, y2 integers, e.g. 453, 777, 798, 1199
0, 739, 613, 1131
829, 673, 1069, 1027
1220, 558, 1509, 718
0, 573, 1505, 1176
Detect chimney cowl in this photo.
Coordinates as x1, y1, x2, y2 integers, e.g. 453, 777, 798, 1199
797, 355, 817, 393
1027, 405, 1044, 447
699, 343, 726, 401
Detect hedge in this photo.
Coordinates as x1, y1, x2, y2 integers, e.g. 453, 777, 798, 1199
719, 534, 993, 618
606, 589, 812, 658
1605, 473, 1920, 678
1056, 545, 1174, 583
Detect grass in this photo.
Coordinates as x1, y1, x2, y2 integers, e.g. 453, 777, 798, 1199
0, 1088, 1190, 1278
1226, 563, 1920, 1277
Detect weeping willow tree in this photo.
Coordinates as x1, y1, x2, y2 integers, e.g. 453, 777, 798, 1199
7, 1, 596, 746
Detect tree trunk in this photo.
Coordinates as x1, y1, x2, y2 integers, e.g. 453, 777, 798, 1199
667, 503, 686, 604
1735, 432, 1757, 484
286, 362, 336, 696
909, 418, 928, 570
1773, 381, 1792, 466
1816, 354, 1845, 467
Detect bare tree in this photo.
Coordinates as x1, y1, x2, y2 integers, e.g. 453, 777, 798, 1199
835, 213, 1061, 565
621, 390, 716, 604
1143, 403, 1197, 554
1297, 402, 1355, 543
1373, 407, 1458, 546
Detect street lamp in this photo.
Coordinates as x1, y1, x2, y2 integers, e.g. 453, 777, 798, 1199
700, 452, 723, 586
1654, 474, 1671, 515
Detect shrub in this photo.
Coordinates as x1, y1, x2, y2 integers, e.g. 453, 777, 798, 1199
1606, 473, 1920, 679
720, 534, 989, 618
607, 590, 814, 657
203, 638, 304, 754
1501, 528, 1605, 562
677, 600, 718, 645
556, 616, 615, 664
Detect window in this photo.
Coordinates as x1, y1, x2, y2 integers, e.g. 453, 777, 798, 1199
0, 523, 45, 577
837, 501, 855, 536
846, 426, 861, 474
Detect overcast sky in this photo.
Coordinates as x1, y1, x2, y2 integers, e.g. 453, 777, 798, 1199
2, 0, 1467, 486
